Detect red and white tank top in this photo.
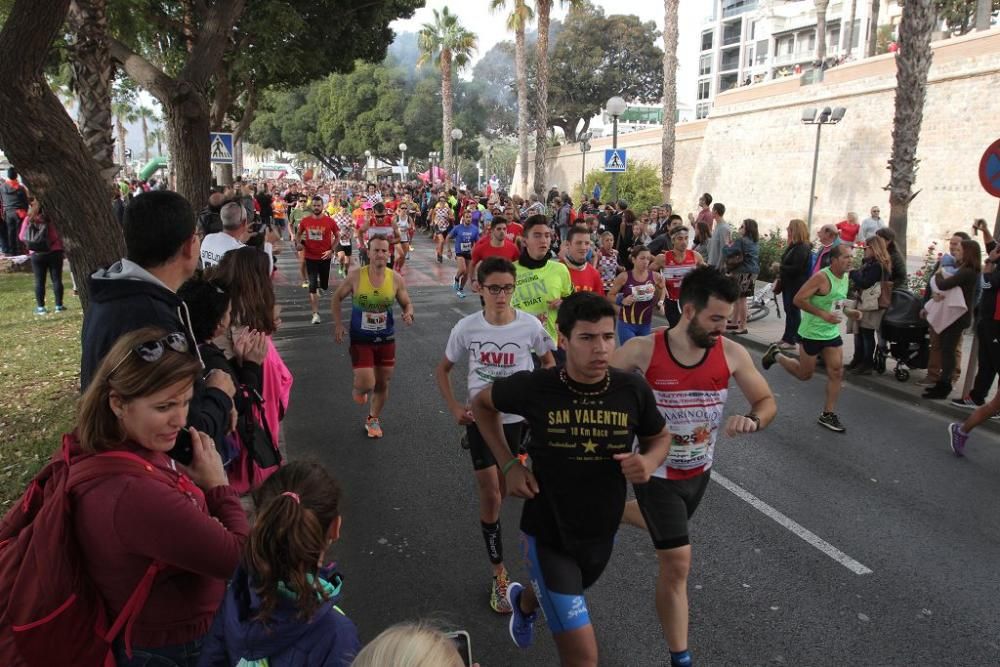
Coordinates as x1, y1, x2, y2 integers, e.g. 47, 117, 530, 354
660, 249, 698, 301
642, 330, 731, 480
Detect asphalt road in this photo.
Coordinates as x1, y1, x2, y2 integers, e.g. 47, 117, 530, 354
272, 235, 1000, 667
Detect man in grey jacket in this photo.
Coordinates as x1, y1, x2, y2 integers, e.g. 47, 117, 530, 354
705, 202, 731, 270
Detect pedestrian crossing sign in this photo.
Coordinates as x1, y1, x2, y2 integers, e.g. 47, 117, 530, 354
604, 149, 626, 173
210, 132, 234, 165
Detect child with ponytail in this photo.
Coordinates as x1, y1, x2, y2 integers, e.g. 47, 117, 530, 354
199, 462, 360, 666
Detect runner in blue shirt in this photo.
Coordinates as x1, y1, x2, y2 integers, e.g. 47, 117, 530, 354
447, 208, 481, 298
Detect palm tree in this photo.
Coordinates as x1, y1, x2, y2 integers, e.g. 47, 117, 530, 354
532, 0, 554, 197
418, 7, 477, 188
885, 0, 936, 257
844, 0, 858, 58
490, 0, 534, 197
149, 125, 166, 157
867, 0, 881, 57
112, 99, 137, 168
135, 105, 156, 163
661, 0, 680, 203
815, 0, 830, 63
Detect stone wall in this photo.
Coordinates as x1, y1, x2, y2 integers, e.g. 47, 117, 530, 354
513, 29, 1000, 251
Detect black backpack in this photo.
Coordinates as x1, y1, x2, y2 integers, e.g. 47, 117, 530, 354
23, 219, 49, 252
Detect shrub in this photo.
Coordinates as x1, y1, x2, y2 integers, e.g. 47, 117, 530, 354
756, 229, 786, 282
906, 241, 939, 297
576, 161, 663, 213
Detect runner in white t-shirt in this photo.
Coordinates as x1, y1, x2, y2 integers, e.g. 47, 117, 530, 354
200, 201, 248, 268
435, 256, 555, 616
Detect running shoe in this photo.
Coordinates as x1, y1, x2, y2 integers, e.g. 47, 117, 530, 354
761, 342, 780, 370
301, 281, 309, 289
317, 288, 326, 297
491, 570, 513, 614
365, 416, 383, 438
311, 313, 321, 324
457, 289, 466, 299
506, 582, 537, 649
948, 423, 968, 457
54, 305, 67, 313
817, 412, 846, 433
949, 397, 982, 409
34, 306, 47, 315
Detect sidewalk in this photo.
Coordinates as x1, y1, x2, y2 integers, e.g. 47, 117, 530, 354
732, 293, 1000, 435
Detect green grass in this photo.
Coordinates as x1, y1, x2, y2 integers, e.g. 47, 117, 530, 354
0, 271, 82, 510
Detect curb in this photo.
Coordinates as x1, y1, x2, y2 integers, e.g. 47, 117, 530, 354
730, 330, 1000, 436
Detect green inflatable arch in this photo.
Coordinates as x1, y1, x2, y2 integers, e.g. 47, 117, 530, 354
139, 156, 168, 181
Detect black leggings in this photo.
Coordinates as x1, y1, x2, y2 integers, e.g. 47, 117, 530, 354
31, 251, 64, 308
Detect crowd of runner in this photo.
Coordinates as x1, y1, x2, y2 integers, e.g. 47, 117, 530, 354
2, 166, 998, 667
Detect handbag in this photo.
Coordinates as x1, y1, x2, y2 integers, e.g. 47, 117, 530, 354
878, 278, 893, 309
859, 281, 881, 311
725, 245, 744, 271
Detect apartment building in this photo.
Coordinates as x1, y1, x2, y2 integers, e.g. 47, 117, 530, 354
695, 0, 902, 119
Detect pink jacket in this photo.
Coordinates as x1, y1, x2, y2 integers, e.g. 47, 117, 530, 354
18, 214, 64, 254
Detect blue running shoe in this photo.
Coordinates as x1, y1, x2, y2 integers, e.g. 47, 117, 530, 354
34, 306, 47, 315
506, 581, 537, 649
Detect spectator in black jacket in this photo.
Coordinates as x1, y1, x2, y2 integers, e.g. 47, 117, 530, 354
198, 190, 226, 238
778, 219, 812, 350
80, 190, 236, 450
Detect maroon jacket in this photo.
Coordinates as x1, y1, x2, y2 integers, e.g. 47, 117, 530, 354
71, 438, 249, 648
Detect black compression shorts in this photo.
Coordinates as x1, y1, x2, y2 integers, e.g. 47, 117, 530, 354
633, 471, 712, 550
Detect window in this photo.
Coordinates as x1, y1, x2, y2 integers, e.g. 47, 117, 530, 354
829, 27, 841, 52
745, 47, 755, 68
701, 31, 714, 51
755, 39, 769, 65
719, 73, 738, 92
697, 80, 711, 100
723, 21, 742, 46
720, 47, 740, 72
699, 54, 712, 76
851, 19, 862, 49
696, 102, 711, 120
750, 20, 757, 41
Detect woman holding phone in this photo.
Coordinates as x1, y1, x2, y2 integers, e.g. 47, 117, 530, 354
67, 327, 249, 666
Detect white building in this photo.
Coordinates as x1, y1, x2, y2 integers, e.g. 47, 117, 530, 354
695, 0, 904, 119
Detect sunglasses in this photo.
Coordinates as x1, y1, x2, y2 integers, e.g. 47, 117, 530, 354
107, 332, 189, 377
482, 284, 515, 296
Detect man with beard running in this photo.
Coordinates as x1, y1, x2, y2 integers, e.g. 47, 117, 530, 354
436, 257, 555, 615
332, 236, 415, 438
472, 292, 670, 665
296, 196, 339, 324
611, 266, 776, 667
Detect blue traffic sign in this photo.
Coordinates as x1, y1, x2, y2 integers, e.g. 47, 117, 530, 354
604, 149, 626, 173
210, 132, 234, 165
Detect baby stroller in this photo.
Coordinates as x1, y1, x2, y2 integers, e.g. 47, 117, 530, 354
877, 289, 929, 382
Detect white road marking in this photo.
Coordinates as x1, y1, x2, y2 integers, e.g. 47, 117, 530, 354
711, 472, 874, 576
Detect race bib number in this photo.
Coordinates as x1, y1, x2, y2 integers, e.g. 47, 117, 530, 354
632, 283, 655, 302
400, 233, 409, 243
460, 241, 471, 252
361, 311, 388, 331
306, 228, 324, 241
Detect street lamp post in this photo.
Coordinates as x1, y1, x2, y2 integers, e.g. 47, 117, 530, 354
605, 96, 627, 203
450, 128, 463, 187
578, 131, 592, 202
398, 142, 407, 183
801, 106, 847, 229
364, 149, 372, 184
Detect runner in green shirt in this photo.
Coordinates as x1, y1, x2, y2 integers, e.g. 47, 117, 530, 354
761, 244, 859, 433
512, 215, 574, 344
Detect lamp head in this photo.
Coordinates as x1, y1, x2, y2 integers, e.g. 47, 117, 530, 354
801, 107, 817, 123
399, 143, 407, 152
818, 107, 833, 123
579, 131, 593, 142
451, 128, 463, 140
364, 149, 372, 157
606, 96, 627, 117
581, 141, 592, 152
830, 107, 847, 123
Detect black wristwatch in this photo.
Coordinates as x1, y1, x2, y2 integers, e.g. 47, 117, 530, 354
744, 413, 761, 428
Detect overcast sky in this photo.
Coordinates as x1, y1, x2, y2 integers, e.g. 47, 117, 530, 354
391, 0, 706, 111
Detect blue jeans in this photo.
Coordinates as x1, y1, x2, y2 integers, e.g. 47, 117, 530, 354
781, 288, 801, 344
114, 638, 202, 667
617, 321, 651, 346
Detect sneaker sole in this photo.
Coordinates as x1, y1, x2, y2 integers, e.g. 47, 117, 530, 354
948, 424, 964, 457
950, 402, 980, 410
817, 418, 846, 433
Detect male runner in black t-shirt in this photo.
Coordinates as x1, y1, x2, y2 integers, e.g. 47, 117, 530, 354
473, 291, 670, 665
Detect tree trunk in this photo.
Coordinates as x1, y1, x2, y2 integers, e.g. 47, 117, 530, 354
816, 0, 830, 63
164, 88, 213, 204
845, 0, 858, 57
661, 0, 680, 204
515, 20, 530, 197
533, 0, 552, 198
67, 0, 117, 183
976, 0, 992, 31
140, 114, 150, 164
116, 115, 127, 168
885, 0, 935, 258
441, 50, 454, 187
867, 0, 881, 58
0, 0, 125, 309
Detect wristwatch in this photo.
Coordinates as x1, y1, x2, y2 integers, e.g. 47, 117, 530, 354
744, 413, 760, 428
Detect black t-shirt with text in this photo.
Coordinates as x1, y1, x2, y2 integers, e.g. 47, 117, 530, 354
491, 368, 665, 548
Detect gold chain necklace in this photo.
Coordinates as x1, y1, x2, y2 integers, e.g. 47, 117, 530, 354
559, 367, 611, 397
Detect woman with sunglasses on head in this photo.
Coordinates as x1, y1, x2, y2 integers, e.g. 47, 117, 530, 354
70, 327, 250, 666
